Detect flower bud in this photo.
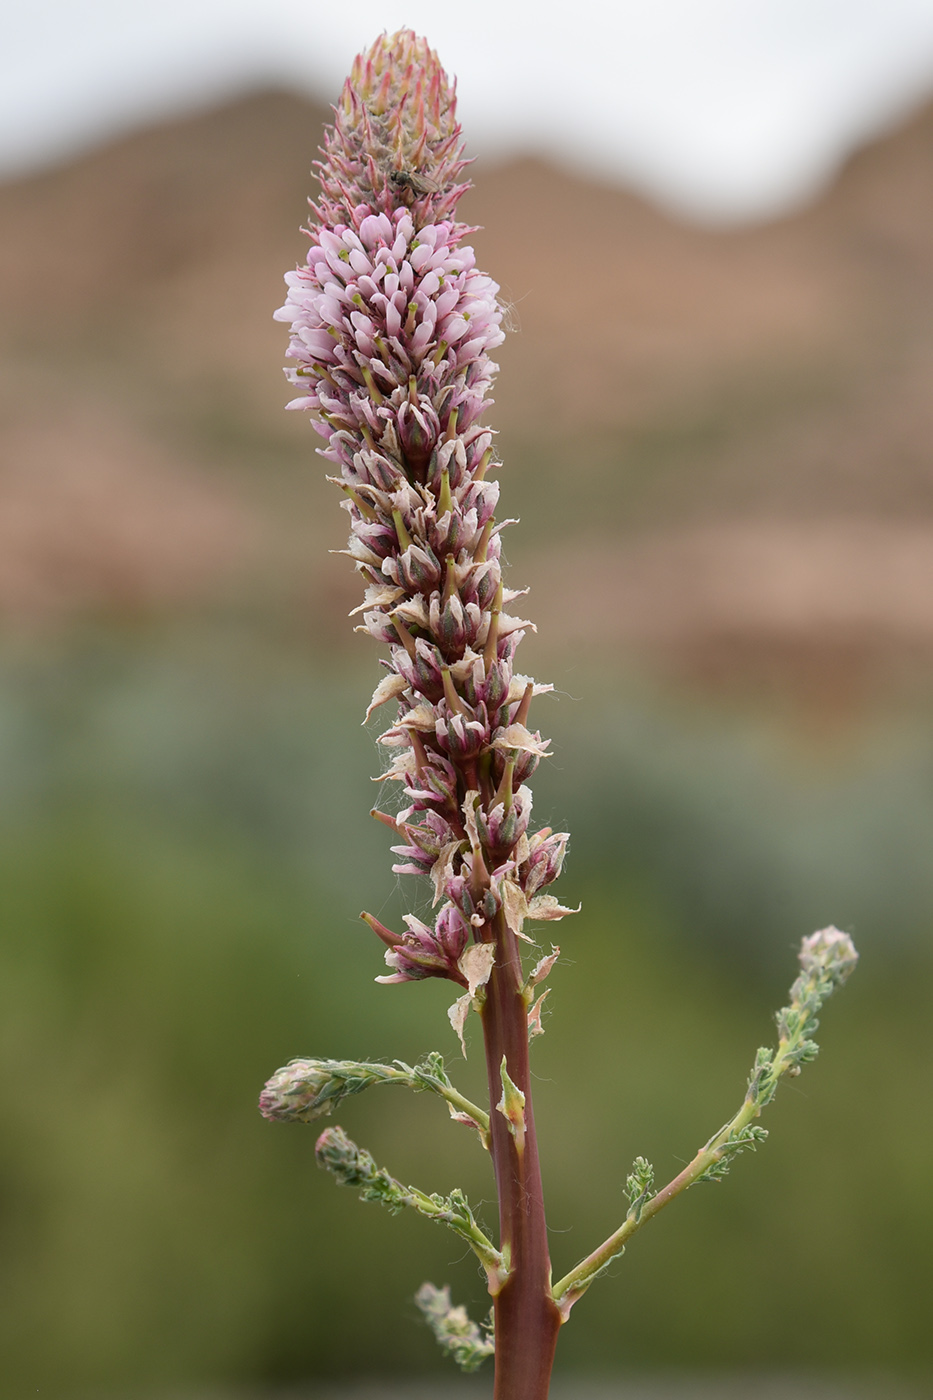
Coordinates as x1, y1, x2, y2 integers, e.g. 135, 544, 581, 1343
414, 1284, 494, 1373
397, 394, 441, 474
259, 1060, 334, 1123
435, 713, 488, 759
435, 903, 470, 962
522, 830, 569, 897
446, 872, 477, 924
411, 753, 459, 808
483, 786, 532, 861
315, 1125, 393, 1196
432, 591, 468, 654
470, 561, 502, 613
367, 508, 406, 545
376, 910, 471, 984
398, 543, 442, 593
391, 639, 445, 702
799, 926, 859, 986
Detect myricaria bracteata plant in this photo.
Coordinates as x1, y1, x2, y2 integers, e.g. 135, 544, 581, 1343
260, 30, 858, 1400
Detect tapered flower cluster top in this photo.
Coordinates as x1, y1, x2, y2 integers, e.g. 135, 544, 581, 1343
275, 30, 572, 1005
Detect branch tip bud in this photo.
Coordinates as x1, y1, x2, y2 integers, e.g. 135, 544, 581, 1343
415, 1283, 494, 1373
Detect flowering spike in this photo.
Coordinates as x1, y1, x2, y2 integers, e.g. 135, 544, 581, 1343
265, 33, 857, 1397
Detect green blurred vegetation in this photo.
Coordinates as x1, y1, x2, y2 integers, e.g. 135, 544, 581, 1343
0, 624, 930, 1397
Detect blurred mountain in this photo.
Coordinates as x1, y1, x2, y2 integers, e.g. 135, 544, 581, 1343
3, 88, 933, 694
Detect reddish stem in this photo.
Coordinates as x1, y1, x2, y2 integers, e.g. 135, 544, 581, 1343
481, 910, 562, 1399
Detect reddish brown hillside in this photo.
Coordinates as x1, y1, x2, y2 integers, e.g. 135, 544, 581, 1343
2, 88, 933, 693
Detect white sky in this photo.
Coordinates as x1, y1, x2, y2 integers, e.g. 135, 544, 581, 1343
5, 0, 933, 221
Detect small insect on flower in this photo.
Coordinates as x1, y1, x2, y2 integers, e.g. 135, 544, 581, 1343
388, 166, 442, 197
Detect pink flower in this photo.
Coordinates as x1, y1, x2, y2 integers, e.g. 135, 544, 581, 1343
277, 30, 572, 984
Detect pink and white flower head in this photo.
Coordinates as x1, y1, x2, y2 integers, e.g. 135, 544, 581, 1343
276, 30, 571, 987
798, 926, 859, 986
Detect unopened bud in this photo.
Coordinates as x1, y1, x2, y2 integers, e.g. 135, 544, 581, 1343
398, 394, 441, 474
522, 830, 569, 897
315, 1125, 402, 1207
415, 1283, 494, 1373
259, 1060, 334, 1123
799, 926, 859, 986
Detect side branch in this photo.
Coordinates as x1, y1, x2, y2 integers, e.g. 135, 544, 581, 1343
551, 1081, 765, 1314
552, 927, 858, 1316
315, 1124, 507, 1291
259, 1051, 490, 1147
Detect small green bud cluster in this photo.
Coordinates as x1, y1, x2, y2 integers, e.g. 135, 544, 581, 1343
424, 1185, 495, 1251
624, 1157, 655, 1222
751, 925, 859, 1110
315, 1126, 405, 1209
697, 1124, 769, 1184
415, 1283, 495, 1372
699, 928, 858, 1183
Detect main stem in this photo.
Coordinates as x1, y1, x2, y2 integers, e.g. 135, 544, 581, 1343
481, 910, 562, 1400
